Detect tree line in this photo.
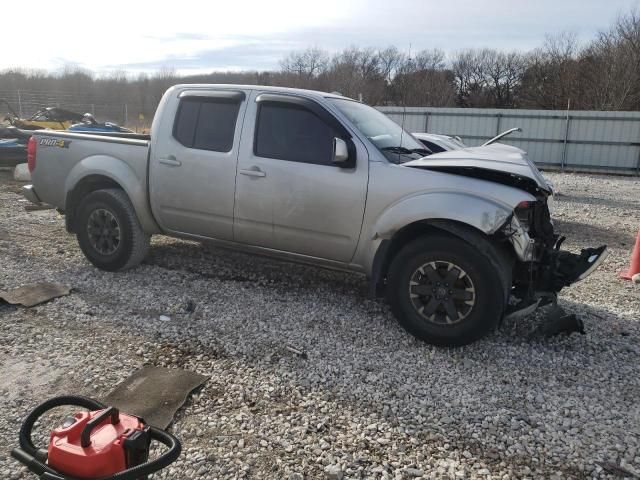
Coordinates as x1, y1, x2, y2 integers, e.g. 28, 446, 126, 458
0, 8, 638, 122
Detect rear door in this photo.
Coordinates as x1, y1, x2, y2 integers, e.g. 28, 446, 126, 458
233, 92, 368, 263
149, 89, 247, 240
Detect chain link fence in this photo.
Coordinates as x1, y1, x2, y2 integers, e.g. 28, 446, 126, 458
0, 90, 151, 132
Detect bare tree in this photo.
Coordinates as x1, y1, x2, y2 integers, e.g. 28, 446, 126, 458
484, 51, 526, 108
378, 46, 405, 82
452, 49, 490, 106
391, 50, 455, 107
579, 9, 640, 110
321, 47, 387, 104
519, 32, 581, 109
280, 47, 329, 86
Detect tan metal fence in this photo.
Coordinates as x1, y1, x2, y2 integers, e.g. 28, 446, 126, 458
378, 106, 640, 175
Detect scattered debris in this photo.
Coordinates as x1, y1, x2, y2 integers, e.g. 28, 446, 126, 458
24, 204, 55, 212
529, 304, 586, 338
595, 461, 639, 479
103, 366, 208, 429
184, 299, 196, 313
0, 282, 71, 307
543, 313, 585, 336
285, 345, 308, 359
159, 314, 171, 321
2, 171, 640, 479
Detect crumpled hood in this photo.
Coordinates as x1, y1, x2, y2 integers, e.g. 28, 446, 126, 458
402, 143, 552, 193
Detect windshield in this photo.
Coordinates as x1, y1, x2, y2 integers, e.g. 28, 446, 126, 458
328, 98, 428, 163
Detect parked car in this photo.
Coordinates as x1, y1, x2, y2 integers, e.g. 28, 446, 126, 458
22, 85, 607, 346
412, 132, 467, 153
413, 128, 555, 194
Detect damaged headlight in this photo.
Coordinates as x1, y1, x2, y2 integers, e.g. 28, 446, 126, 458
514, 198, 556, 249
501, 213, 535, 262
514, 201, 535, 232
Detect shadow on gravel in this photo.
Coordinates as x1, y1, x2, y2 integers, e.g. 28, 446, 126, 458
144, 238, 371, 298
554, 219, 636, 247
138, 237, 640, 404
555, 192, 640, 211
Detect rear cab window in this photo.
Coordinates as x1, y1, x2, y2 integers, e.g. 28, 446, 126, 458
173, 95, 242, 152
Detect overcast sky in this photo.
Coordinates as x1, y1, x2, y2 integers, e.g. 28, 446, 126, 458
5, 0, 639, 75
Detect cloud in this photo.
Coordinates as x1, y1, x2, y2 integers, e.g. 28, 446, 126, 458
111, 38, 298, 73
1, 0, 637, 74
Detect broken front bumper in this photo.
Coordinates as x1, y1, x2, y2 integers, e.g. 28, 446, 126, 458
503, 209, 609, 322
504, 246, 609, 322
504, 209, 609, 289
536, 244, 609, 292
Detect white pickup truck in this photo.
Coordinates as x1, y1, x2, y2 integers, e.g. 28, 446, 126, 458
22, 84, 607, 346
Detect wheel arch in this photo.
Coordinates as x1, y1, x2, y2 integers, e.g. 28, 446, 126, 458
63, 156, 159, 234
65, 174, 121, 232
371, 219, 514, 300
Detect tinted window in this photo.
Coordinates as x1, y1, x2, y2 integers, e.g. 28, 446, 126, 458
255, 103, 334, 166
173, 98, 240, 152
174, 100, 199, 146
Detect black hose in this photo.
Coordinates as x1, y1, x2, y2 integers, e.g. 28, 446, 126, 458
19, 395, 105, 457
15, 395, 181, 480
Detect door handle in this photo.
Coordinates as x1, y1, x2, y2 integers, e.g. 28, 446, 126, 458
159, 155, 182, 167
239, 167, 266, 178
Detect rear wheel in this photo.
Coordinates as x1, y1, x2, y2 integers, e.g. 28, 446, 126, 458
387, 233, 506, 346
76, 189, 149, 271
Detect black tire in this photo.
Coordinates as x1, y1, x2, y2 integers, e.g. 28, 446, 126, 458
75, 188, 150, 271
387, 233, 506, 346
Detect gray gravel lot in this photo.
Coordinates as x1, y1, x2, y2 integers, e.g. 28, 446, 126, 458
0, 170, 639, 479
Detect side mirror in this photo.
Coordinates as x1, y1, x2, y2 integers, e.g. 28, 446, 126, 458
332, 137, 350, 166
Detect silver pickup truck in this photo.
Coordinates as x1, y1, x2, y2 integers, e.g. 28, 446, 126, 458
23, 84, 607, 346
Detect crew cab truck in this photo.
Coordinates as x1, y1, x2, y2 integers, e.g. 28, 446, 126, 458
23, 85, 608, 346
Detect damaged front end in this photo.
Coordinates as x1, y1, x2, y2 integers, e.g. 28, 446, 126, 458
401, 148, 608, 327
499, 196, 609, 320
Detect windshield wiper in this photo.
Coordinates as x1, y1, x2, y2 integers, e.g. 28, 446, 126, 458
380, 146, 433, 164
381, 146, 432, 155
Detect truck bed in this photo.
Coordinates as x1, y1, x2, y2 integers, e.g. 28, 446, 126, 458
29, 129, 150, 211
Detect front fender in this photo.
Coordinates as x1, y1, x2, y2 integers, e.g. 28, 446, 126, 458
374, 191, 530, 240
65, 155, 159, 233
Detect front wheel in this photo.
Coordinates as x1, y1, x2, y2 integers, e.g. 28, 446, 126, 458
387, 233, 506, 346
75, 188, 150, 271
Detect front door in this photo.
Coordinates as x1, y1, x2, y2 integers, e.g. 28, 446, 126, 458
149, 89, 248, 240
233, 92, 368, 263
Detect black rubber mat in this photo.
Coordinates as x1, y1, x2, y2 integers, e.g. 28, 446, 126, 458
103, 366, 208, 429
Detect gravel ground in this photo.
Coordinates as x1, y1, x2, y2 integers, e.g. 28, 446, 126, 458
0, 170, 639, 480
